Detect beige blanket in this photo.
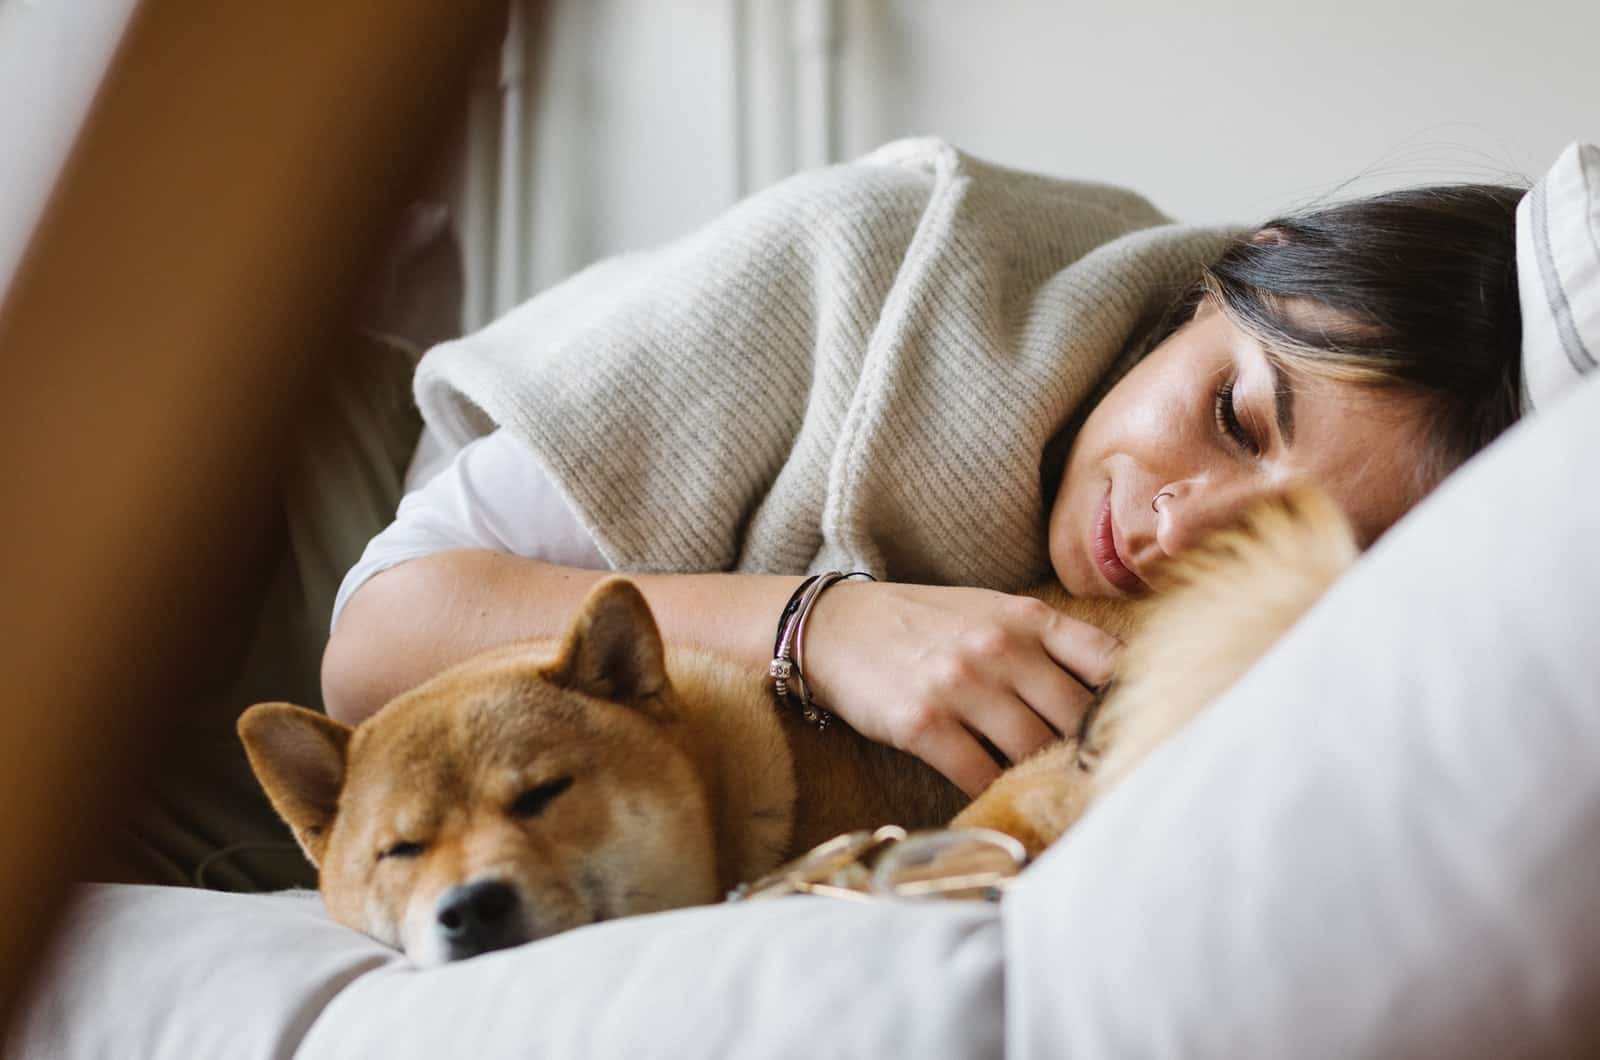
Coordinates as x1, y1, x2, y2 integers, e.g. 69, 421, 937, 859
415, 139, 1236, 590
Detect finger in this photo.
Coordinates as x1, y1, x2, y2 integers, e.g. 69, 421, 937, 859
1037, 613, 1122, 689
910, 723, 1006, 798
957, 688, 1060, 768
1010, 658, 1097, 738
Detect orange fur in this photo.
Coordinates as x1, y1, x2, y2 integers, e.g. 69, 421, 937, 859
954, 486, 1356, 851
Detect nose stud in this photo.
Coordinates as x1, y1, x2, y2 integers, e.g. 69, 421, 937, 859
1152, 491, 1175, 513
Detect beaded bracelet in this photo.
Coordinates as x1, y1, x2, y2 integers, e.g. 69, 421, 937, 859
768, 574, 821, 702
768, 570, 876, 729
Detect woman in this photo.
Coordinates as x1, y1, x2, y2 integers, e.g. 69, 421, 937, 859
324, 142, 1523, 798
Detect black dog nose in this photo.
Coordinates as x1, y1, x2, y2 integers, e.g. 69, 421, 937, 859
435, 880, 524, 959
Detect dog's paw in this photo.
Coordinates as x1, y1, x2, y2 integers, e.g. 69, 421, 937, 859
951, 740, 1096, 859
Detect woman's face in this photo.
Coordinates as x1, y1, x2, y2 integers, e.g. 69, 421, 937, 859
1049, 298, 1432, 597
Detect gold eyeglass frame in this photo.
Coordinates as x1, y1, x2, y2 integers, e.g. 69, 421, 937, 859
727, 825, 1029, 904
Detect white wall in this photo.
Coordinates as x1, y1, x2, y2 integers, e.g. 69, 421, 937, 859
521, 1, 740, 290
834, 0, 1599, 223
485, 0, 1597, 308
6, 1, 1592, 324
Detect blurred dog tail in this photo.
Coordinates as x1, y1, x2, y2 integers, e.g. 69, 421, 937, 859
1090, 486, 1359, 791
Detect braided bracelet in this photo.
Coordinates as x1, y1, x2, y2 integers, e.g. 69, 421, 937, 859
769, 570, 876, 729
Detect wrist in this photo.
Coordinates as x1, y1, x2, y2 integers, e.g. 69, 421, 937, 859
788, 578, 874, 717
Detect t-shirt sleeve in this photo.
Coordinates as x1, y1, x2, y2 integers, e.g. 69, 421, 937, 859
329, 427, 610, 632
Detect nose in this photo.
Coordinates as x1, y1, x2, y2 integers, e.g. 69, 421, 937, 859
1154, 479, 1263, 558
435, 879, 526, 960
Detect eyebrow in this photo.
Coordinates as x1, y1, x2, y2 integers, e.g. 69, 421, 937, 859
1265, 356, 1297, 448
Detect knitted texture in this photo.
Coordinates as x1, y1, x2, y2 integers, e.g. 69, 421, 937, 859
415, 139, 1238, 590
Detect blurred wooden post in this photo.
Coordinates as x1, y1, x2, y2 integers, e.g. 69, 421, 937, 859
0, 0, 509, 1032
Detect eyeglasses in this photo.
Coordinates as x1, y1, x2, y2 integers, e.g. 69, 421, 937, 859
727, 825, 1028, 904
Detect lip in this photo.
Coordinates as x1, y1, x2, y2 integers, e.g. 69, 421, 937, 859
1091, 487, 1148, 596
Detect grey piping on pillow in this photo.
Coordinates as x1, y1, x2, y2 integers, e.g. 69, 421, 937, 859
1531, 172, 1597, 374
1584, 145, 1600, 303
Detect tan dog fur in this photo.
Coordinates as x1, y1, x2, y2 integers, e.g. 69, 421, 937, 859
240, 487, 1355, 963
950, 486, 1356, 848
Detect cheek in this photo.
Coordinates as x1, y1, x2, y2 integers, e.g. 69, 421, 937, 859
1113, 368, 1201, 449
375, 860, 436, 955
320, 845, 387, 939
1045, 470, 1090, 591
585, 790, 721, 913
1057, 369, 1197, 516
400, 880, 451, 966
1082, 356, 1199, 464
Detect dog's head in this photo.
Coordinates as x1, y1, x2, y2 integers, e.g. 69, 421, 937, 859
239, 578, 721, 965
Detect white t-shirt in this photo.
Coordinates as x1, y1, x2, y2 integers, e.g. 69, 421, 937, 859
330, 428, 610, 631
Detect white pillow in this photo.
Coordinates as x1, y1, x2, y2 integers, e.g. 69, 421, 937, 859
1518, 141, 1599, 413
10, 882, 1004, 1059
1005, 369, 1600, 1056
8, 886, 393, 1058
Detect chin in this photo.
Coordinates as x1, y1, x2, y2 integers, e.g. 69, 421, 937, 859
1045, 540, 1089, 597
1046, 500, 1091, 595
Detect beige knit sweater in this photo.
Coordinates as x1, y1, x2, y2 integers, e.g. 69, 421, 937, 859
415, 139, 1237, 590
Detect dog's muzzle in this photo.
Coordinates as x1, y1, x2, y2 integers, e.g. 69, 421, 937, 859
435, 879, 528, 961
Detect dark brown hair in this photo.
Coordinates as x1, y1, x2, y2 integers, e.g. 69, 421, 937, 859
1174, 184, 1526, 490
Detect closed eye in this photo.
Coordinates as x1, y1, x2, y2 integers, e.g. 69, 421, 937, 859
379, 840, 425, 861
509, 776, 573, 819
1213, 379, 1259, 455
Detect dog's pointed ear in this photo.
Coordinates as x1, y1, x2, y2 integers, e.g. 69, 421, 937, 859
237, 703, 351, 868
545, 577, 671, 716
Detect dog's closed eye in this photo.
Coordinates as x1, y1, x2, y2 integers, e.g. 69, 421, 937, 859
509, 777, 573, 819
379, 840, 425, 861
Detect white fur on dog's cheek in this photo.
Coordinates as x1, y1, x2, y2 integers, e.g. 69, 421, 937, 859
363, 891, 402, 951
400, 889, 450, 967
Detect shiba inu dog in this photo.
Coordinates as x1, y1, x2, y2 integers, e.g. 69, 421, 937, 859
239, 487, 1354, 965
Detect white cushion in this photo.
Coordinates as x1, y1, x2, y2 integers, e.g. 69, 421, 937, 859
1006, 368, 1600, 1057
1518, 141, 1599, 413
9, 886, 392, 1060
9, 884, 1002, 1060
298, 897, 999, 1059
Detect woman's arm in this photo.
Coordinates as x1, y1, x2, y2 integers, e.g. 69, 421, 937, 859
322, 551, 801, 727
323, 553, 1121, 797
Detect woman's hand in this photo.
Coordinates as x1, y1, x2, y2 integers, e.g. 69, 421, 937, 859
801, 582, 1122, 796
